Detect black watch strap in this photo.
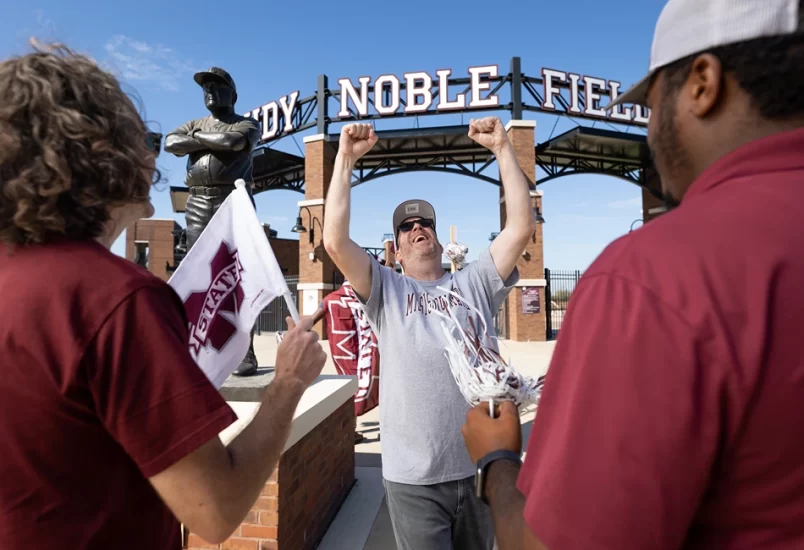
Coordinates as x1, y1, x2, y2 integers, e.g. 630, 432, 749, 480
475, 450, 522, 505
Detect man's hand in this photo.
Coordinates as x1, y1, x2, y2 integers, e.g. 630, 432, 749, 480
462, 400, 522, 463
468, 116, 512, 156
339, 123, 378, 161
273, 310, 328, 388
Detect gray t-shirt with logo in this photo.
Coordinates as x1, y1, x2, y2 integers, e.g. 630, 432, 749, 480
359, 247, 518, 485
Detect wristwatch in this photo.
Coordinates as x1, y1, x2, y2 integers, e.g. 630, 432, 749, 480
475, 449, 522, 505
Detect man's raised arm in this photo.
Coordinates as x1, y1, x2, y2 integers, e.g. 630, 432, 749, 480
322, 124, 378, 302
467, 117, 536, 281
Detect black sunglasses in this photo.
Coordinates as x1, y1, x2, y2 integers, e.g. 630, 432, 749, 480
398, 218, 434, 233
146, 132, 162, 158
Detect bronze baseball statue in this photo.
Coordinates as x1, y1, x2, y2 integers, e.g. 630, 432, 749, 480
164, 67, 261, 377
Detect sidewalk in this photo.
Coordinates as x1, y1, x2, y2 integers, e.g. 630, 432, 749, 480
251, 333, 556, 549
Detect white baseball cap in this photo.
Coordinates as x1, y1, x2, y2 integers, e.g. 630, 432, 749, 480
608, 0, 802, 109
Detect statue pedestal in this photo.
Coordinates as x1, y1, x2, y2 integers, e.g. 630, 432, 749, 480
185, 375, 358, 550
218, 367, 276, 402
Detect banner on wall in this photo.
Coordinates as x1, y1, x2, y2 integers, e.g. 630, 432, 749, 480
322, 282, 381, 416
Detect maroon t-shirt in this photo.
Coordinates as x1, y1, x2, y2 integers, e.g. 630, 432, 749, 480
518, 128, 804, 549
0, 239, 238, 548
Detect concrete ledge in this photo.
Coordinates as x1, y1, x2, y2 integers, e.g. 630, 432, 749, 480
297, 282, 335, 291
515, 279, 547, 287
298, 198, 325, 207
219, 375, 358, 453
500, 189, 543, 204
303, 133, 329, 143
505, 119, 537, 131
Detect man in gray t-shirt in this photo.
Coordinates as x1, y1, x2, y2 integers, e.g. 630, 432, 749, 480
361, 223, 517, 486
323, 118, 536, 550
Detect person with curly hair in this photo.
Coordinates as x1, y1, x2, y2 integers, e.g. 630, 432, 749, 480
0, 41, 328, 549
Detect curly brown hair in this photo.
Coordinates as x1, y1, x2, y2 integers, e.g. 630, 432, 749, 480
0, 39, 161, 248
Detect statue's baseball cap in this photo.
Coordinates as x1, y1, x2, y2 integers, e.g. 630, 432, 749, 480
193, 67, 237, 93
393, 199, 437, 244
607, 0, 802, 110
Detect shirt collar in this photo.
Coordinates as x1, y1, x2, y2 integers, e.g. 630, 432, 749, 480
684, 126, 804, 201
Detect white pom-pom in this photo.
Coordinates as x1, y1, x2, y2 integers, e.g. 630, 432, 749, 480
433, 286, 544, 409
234, 178, 246, 189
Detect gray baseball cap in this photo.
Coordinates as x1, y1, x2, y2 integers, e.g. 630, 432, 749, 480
607, 0, 802, 109
393, 199, 437, 241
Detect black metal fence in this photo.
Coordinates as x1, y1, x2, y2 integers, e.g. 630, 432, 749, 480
545, 268, 585, 340
255, 275, 299, 333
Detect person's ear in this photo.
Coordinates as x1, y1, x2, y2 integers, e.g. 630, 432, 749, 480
686, 53, 723, 118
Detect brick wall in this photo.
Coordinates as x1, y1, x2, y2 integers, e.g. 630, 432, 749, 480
301, 136, 338, 339
502, 122, 547, 342
269, 238, 299, 277
186, 398, 356, 550
642, 165, 668, 223
507, 282, 547, 343
642, 187, 667, 223
125, 219, 179, 281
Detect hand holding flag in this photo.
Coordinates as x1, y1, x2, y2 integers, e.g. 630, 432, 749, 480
273, 310, 328, 389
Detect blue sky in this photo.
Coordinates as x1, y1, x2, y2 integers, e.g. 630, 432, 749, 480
2, 0, 664, 271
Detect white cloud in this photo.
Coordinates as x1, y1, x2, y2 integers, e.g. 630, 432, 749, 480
35, 10, 57, 36
15, 9, 58, 43
607, 197, 642, 210
103, 35, 194, 92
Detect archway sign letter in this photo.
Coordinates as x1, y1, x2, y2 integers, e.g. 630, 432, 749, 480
244, 57, 650, 146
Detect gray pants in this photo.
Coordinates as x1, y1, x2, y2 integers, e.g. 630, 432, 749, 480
384, 476, 494, 550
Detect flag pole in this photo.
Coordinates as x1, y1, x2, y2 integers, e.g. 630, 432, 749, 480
283, 290, 301, 325
450, 226, 457, 273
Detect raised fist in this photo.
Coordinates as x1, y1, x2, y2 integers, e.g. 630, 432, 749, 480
339, 123, 378, 161
468, 116, 511, 155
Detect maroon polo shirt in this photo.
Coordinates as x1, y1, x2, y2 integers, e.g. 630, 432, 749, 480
518, 128, 804, 549
0, 239, 237, 549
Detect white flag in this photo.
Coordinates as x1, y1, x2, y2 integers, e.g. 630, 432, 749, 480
168, 180, 294, 388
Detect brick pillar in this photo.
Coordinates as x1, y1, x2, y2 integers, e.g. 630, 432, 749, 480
500, 120, 547, 342
642, 164, 668, 223
299, 135, 337, 339
125, 219, 179, 282
383, 238, 395, 268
